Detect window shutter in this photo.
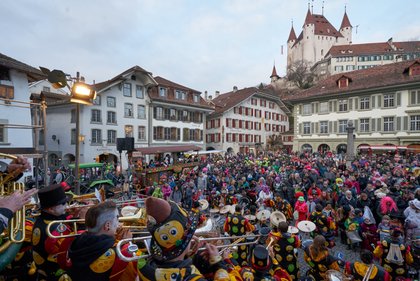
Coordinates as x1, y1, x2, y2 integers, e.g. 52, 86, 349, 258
328, 121, 332, 133
349, 98, 353, 110
403, 116, 408, 130
299, 123, 303, 134
315, 123, 319, 134
177, 128, 180, 140
410, 91, 416, 105
397, 116, 401, 131
371, 118, 376, 131
311, 103, 315, 114
377, 95, 382, 108
396, 92, 401, 106
153, 107, 157, 119
315, 103, 319, 113
329, 101, 333, 112
333, 121, 338, 133
355, 98, 359, 110
334, 101, 337, 112
354, 120, 358, 132
377, 118, 382, 132
311, 123, 314, 134
371, 96, 376, 108
299, 105, 303, 114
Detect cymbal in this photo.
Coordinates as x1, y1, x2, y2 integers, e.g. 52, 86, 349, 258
297, 220, 316, 232
270, 211, 286, 227
121, 206, 138, 217
220, 205, 232, 214
256, 209, 271, 221
210, 207, 220, 213
199, 199, 209, 211
244, 215, 256, 221
288, 226, 299, 234
230, 204, 237, 214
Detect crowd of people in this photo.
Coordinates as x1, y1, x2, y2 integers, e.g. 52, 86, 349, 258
0, 150, 419, 280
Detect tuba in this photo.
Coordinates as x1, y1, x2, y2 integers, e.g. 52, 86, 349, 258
0, 153, 27, 271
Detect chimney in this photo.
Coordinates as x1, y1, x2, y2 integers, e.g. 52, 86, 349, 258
233, 86, 238, 92
204, 90, 208, 100
208, 95, 213, 100
215, 91, 220, 97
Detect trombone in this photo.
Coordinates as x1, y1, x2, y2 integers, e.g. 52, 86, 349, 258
46, 208, 146, 238
116, 234, 262, 262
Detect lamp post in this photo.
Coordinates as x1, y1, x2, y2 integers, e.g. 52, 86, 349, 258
346, 120, 355, 169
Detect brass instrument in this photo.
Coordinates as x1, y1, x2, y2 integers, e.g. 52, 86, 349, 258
115, 234, 262, 262
362, 264, 375, 281
46, 208, 146, 238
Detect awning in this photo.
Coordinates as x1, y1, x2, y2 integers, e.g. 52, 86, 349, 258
134, 145, 202, 155
185, 150, 225, 156
358, 145, 399, 150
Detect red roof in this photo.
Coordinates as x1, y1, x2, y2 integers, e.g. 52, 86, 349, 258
211, 87, 257, 114
327, 41, 420, 57
287, 59, 420, 102
270, 65, 279, 78
340, 11, 352, 29
304, 9, 314, 26
312, 14, 342, 37
95, 65, 154, 91
288, 26, 297, 42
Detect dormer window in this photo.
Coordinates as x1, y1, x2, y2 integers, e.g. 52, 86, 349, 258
337, 75, 352, 88
408, 63, 420, 76
175, 90, 186, 100
159, 87, 167, 97
193, 94, 199, 103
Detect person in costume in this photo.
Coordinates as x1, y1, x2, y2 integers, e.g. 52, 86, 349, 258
273, 192, 293, 222
66, 201, 137, 281
303, 235, 340, 281
294, 196, 308, 223
345, 250, 390, 281
360, 217, 379, 252
31, 184, 73, 281
268, 221, 301, 280
224, 205, 255, 266
137, 197, 230, 281
309, 204, 336, 247
240, 244, 292, 281
373, 228, 413, 280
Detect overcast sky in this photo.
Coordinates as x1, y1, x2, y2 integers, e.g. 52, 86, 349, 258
1, 0, 419, 94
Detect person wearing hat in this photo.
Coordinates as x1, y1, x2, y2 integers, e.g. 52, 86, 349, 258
31, 184, 73, 280
224, 204, 255, 266
137, 197, 229, 280
309, 204, 336, 247
345, 250, 390, 281
273, 193, 293, 221
404, 198, 420, 243
373, 228, 413, 280
240, 244, 292, 281
360, 214, 379, 252
293, 196, 308, 224
66, 201, 136, 281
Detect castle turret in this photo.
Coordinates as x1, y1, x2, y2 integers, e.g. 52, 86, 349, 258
287, 24, 297, 68
339, 10, 352, 44
270, 64, 280, 83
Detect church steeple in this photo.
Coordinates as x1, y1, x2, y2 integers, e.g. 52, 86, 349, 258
270, 63, 280, 83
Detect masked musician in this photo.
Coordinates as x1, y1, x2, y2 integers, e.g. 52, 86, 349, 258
137, 197, 230, 281
303, 235, 340, 281
273, 192, 293, 222
345, 250, 390, 281
32, 184, 72, 281
66, 201, 137, 281
224, 204, 255, 266
309, 204, 336, 247
268, 221, 301, 280
373, 228, 413, 280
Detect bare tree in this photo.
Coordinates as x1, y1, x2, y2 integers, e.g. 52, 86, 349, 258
266, 134, 283, 151
286, 60, 316, 89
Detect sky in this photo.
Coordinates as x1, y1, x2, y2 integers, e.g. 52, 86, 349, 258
1, 0, 420, 95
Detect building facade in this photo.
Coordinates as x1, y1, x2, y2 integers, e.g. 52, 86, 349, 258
288, 60, 420, 154
206, 87, 291, 154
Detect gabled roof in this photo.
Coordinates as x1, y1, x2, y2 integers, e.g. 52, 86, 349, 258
95, 65, 156, 92
288, 26, 297, 42
340, 11, 352, 29
287, 59, 420, 102
0, 53, 45, 82
154, 76, 200, 93
326, 41, 420, 57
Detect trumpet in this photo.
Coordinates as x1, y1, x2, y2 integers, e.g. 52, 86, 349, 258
46, 208, 146, 238
116, 234, 262, 262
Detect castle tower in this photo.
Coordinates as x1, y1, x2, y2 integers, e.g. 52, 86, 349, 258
270, 64, 280, 83
339, 9, 353, 44
287, 24, 297, 69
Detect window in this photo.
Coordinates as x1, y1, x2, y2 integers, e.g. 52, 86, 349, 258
107, 97, 116, 107
159, 87, 167, 97
320, 121, 328, 134
189, 129, 195, 141
93, 95, 101, 105
42, 86, 50, 92
107, 111, 116, 124
91, 109, 101, 123
383, 94, 395, 108
164, 108, 170, 120
319, 102, 328, 113
91, 129, 102, 144
360, 97, 370, 110
175, 90, 186, 100
410, 115, 420, 131
137, 105, 146, 119
339, 120, 348, 133
123, 83, 132, 97
136, 85, 144, 99
383, 117, 394, 131
302, 104, 311, 115
164, 128, 171, 140
170, 109, 177, 120
124, 125, 133, 137
70, 128, 76, 145
193, 94, 199, 103
70, 109, 76, 123
138, 126, 146, 140
182, 110, 189, 122
154, 127, 164, 140
410, 90, 420, 105
338, 100, 348, 112
107, 130, 116, 144
154, 107, 164, 120
0, 120, 7, 143
360, 118, 370, 132
124, 103, 133, 117
346, 65, 355, 71
170, 127, 179, 141
303, 122, 310, 134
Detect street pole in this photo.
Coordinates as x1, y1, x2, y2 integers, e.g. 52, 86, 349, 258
75, 103, 80, 194
346, 120, 355, 169
41, 96, 49, 186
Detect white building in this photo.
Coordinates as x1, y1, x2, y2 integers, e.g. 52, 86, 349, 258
206, 86, 291, 154
287, 59, 420, 154
0, 52, 45, 177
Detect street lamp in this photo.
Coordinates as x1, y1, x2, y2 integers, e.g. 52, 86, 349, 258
40, 67, 96, 194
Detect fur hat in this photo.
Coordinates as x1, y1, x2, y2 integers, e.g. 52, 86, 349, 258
38, 184, 69, 209
146, 198, 198, 261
